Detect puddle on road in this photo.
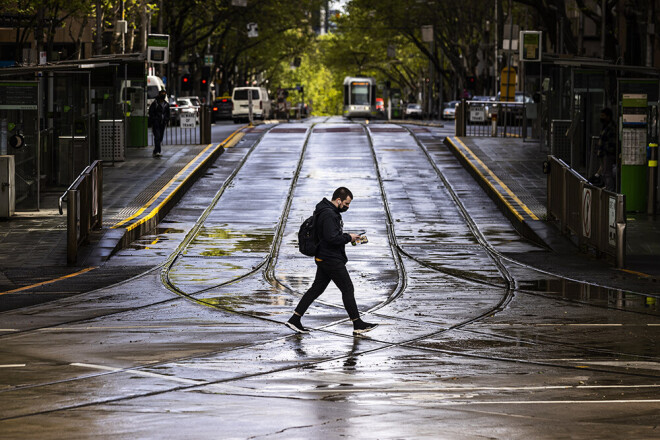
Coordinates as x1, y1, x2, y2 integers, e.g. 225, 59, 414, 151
199, 294, 271, 316
128, 228, 186, 250
520, 279, 659, 314
191, 227, 273, 257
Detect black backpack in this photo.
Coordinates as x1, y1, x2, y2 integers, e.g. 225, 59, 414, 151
298, 212, 319, 257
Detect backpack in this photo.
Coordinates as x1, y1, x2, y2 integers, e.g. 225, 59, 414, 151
298, 212, 319, 257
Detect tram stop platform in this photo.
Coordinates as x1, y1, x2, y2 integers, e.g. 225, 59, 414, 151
444, 135, 660, 290
0, 130, 244, 311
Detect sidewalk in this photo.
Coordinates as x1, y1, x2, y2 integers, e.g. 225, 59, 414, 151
444, 135, 660, 290
0, 131, 243, 306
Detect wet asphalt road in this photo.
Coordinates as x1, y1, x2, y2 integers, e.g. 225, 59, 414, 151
0, 118, 659, 439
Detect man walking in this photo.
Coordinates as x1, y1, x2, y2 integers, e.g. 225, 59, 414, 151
148, 89, 170, 158
286, 187, 378, 335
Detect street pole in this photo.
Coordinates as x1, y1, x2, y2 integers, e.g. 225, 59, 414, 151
120, 0, 125, 54
601, 0, 606, 59
494, 0, 498, 99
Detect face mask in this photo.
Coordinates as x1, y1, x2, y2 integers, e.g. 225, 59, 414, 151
339, 205, 349, 213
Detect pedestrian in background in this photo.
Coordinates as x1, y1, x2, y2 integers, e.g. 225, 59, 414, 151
286, 187, 378, 335
148, 90, 170, 158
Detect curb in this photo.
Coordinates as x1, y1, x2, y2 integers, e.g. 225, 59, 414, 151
105, 129, 245, 257
386, 119, 445, 128
443, 136, 549, 249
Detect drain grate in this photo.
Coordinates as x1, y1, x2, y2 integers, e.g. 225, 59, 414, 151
270, 127, 308, 133
314, 127, 363, 133
369, 127, 407, 133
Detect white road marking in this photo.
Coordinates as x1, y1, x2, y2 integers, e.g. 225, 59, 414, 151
0, 329, 18, 332
577, 361, 660, 371
40, 324, 243, 331
249, 384, 660, 394
484, 323, 660, 327
534, 324, 623, 327
0, 364, 26, 368
70, 362, 204, 385
459, 400, 660, 405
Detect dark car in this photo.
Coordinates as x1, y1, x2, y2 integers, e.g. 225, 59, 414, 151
212, 96, 233, 122
167, 96, 181, 126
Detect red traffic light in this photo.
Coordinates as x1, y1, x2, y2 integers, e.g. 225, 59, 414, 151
183, 77, 189, 83
201, 79, 207, 84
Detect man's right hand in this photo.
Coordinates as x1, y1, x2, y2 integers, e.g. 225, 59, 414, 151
349, 233, 360, 243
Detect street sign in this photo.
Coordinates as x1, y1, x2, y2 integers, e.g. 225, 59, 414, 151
247, 23, 259, 38
502, 24, 519, 51
147, 34, 169, 64
500, 67, 516, 102
470, 108, 485, 122
0, 81, 38, 110
421, 25, 433, 43
180, 114, 196, 129
520, 31, 542, 62
204, 55, 214, 66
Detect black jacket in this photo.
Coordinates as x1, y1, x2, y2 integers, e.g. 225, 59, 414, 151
314, 198, 351, 263
149, 98, 170, 126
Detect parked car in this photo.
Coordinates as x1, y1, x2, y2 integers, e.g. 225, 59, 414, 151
176, 98, 199, 125
167, 96, 181, 126
442, 100, 459, 120
179, 96, 201, 109
231, 86, 271, 122
488, 92, 534, 121
404, 103, 423, 119
212, 96, 233, 122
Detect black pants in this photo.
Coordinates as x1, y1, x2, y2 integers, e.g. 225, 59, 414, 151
294, 259, 359, 320
152, 122, 165, 154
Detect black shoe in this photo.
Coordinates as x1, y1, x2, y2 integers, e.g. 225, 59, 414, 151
353, 320, 378, 335
286, 317, 309, 334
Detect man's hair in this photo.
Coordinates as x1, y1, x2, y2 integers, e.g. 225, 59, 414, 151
332, 187, 353, 201
601, 108, 613, 119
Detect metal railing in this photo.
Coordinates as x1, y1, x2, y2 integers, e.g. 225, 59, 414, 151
546, 155, 626, 268
456, 100, 529, 138
59, 160, 103, 265
150, 105, 212, 146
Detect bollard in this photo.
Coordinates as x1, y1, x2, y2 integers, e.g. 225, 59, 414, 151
200, 106, 212, 144
648, 143, 657, 215
616, 222, 626, 268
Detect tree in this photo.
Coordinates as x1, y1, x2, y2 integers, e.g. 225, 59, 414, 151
2, 0, 92, 62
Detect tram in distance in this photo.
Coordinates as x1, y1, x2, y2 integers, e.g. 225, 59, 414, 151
343, 76, 378, 119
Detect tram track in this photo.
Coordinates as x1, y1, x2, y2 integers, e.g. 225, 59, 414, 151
1, 120, 659, 422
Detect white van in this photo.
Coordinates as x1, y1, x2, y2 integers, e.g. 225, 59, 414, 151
231, 87, 271, 122
147, 75, 166, 107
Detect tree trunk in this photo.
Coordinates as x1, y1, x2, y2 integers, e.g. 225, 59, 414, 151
94, 0, 103, 55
